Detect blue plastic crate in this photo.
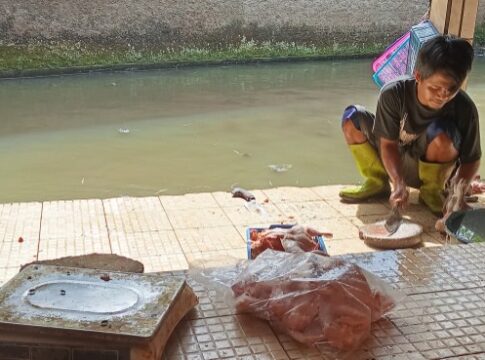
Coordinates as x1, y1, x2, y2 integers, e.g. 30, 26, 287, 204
406, 20, 439, 75
372, 38, 410, 88
246, 224, 328, 259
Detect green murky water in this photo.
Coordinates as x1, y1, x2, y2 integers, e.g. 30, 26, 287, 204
1, 59, 484, 203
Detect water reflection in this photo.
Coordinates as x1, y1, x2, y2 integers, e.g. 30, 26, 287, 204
0, 59, 484, 202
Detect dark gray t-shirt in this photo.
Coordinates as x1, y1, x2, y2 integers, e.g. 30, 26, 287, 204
374, 77, 481, 163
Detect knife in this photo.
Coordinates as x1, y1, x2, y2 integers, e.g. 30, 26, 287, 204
384, 206, 402, 235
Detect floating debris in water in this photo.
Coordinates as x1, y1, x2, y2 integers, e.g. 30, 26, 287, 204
111, 82, 117, 86
233, 149, 251, 158
268, 164, 292, 173
155, 188, 168, 195
118, 128, 130, 134
81, 177, 85, 185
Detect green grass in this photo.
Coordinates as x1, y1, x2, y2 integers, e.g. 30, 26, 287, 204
2, 22, 485, 77
474, 23, 485, 46
0, 38, 385, 76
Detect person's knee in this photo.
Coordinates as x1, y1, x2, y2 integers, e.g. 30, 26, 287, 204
425, 132, 458, 162
341, 105, 367, 144
341, 105, 361, 130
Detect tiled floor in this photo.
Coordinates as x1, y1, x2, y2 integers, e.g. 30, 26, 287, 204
162, 242, 485, 360
3, 185, 480, 285
0, 185, 484, 359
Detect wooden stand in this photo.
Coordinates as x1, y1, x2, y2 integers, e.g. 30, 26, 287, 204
429, 0, 478, 88
430, 0, 479, 41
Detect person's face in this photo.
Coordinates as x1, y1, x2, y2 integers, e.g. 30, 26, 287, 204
415, 70, 461, 110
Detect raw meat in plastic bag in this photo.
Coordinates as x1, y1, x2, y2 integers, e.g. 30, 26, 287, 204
230, 250, 400, 350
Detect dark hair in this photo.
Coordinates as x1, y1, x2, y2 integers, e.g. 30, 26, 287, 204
414, 35, 474, 85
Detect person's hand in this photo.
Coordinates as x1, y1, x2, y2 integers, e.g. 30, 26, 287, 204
389, 180, 409, 209
436, 178, 472, 232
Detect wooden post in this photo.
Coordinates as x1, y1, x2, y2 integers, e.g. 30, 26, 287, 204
429, 0, 478, 42
429, 0, 478, 88
429, 0, 450, 34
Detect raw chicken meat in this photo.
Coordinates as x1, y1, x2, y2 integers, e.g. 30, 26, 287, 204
231, 250, 398, 350
249, 225, 332, 258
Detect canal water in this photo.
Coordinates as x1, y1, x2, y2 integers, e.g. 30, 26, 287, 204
1, 59, 484, 202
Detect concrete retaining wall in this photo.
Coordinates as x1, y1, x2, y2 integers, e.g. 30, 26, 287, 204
1, 0, 484, 47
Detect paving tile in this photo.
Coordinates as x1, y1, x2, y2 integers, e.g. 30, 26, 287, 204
37, 233, 111, 261
390, 288, 485, 359
426, 244, 485, 286
412, 244, 485, 286
263, 332, 324, 360
175, 226, 245, 254
0, 236, 38, 267
109, 230, 188, 272
424, 228, 448, 243
166, 207, 233, 229
326, 199, 390, 217
236, 225, 252, 241
404, 210, 440, 234
103, 196, 172, 233
350, 214, 389, 228
446, 355, 485, 359
325, 238, 375, 256
4, 186, 485, 360
262, 187, 321, 203
274, 200, 341, 222
185, 248, 247, 269
309, 217, 359, 240
0, 202, 42, 244
310, 185, 346, 200
419, 232, 445, 247
160, 193, 219, 210
110, 230, 184, 257
163, 315, 289, 360
338, 248, 470, 295
180, 273, 237, 319
213, 190, 269, 207
40, 199, 108, 240
137, 254, 188, 272
222, 203, 286, 227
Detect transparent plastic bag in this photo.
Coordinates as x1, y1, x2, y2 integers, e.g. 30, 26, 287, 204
196, 249, 401, 354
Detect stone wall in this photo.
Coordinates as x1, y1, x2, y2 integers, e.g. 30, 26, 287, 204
1, 0, 484, 47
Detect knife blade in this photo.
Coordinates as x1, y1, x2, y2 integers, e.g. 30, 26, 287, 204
384, 206, 402, 235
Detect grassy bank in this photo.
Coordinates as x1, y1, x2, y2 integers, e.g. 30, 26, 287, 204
0, 38, 385, 77
2, 22, 485, 78
475, 23, 485, 46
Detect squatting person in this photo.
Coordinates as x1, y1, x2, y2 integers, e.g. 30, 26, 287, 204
339, 35, 481, 216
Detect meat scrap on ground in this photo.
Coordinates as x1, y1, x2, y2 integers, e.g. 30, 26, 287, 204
231, 250, 398, 350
